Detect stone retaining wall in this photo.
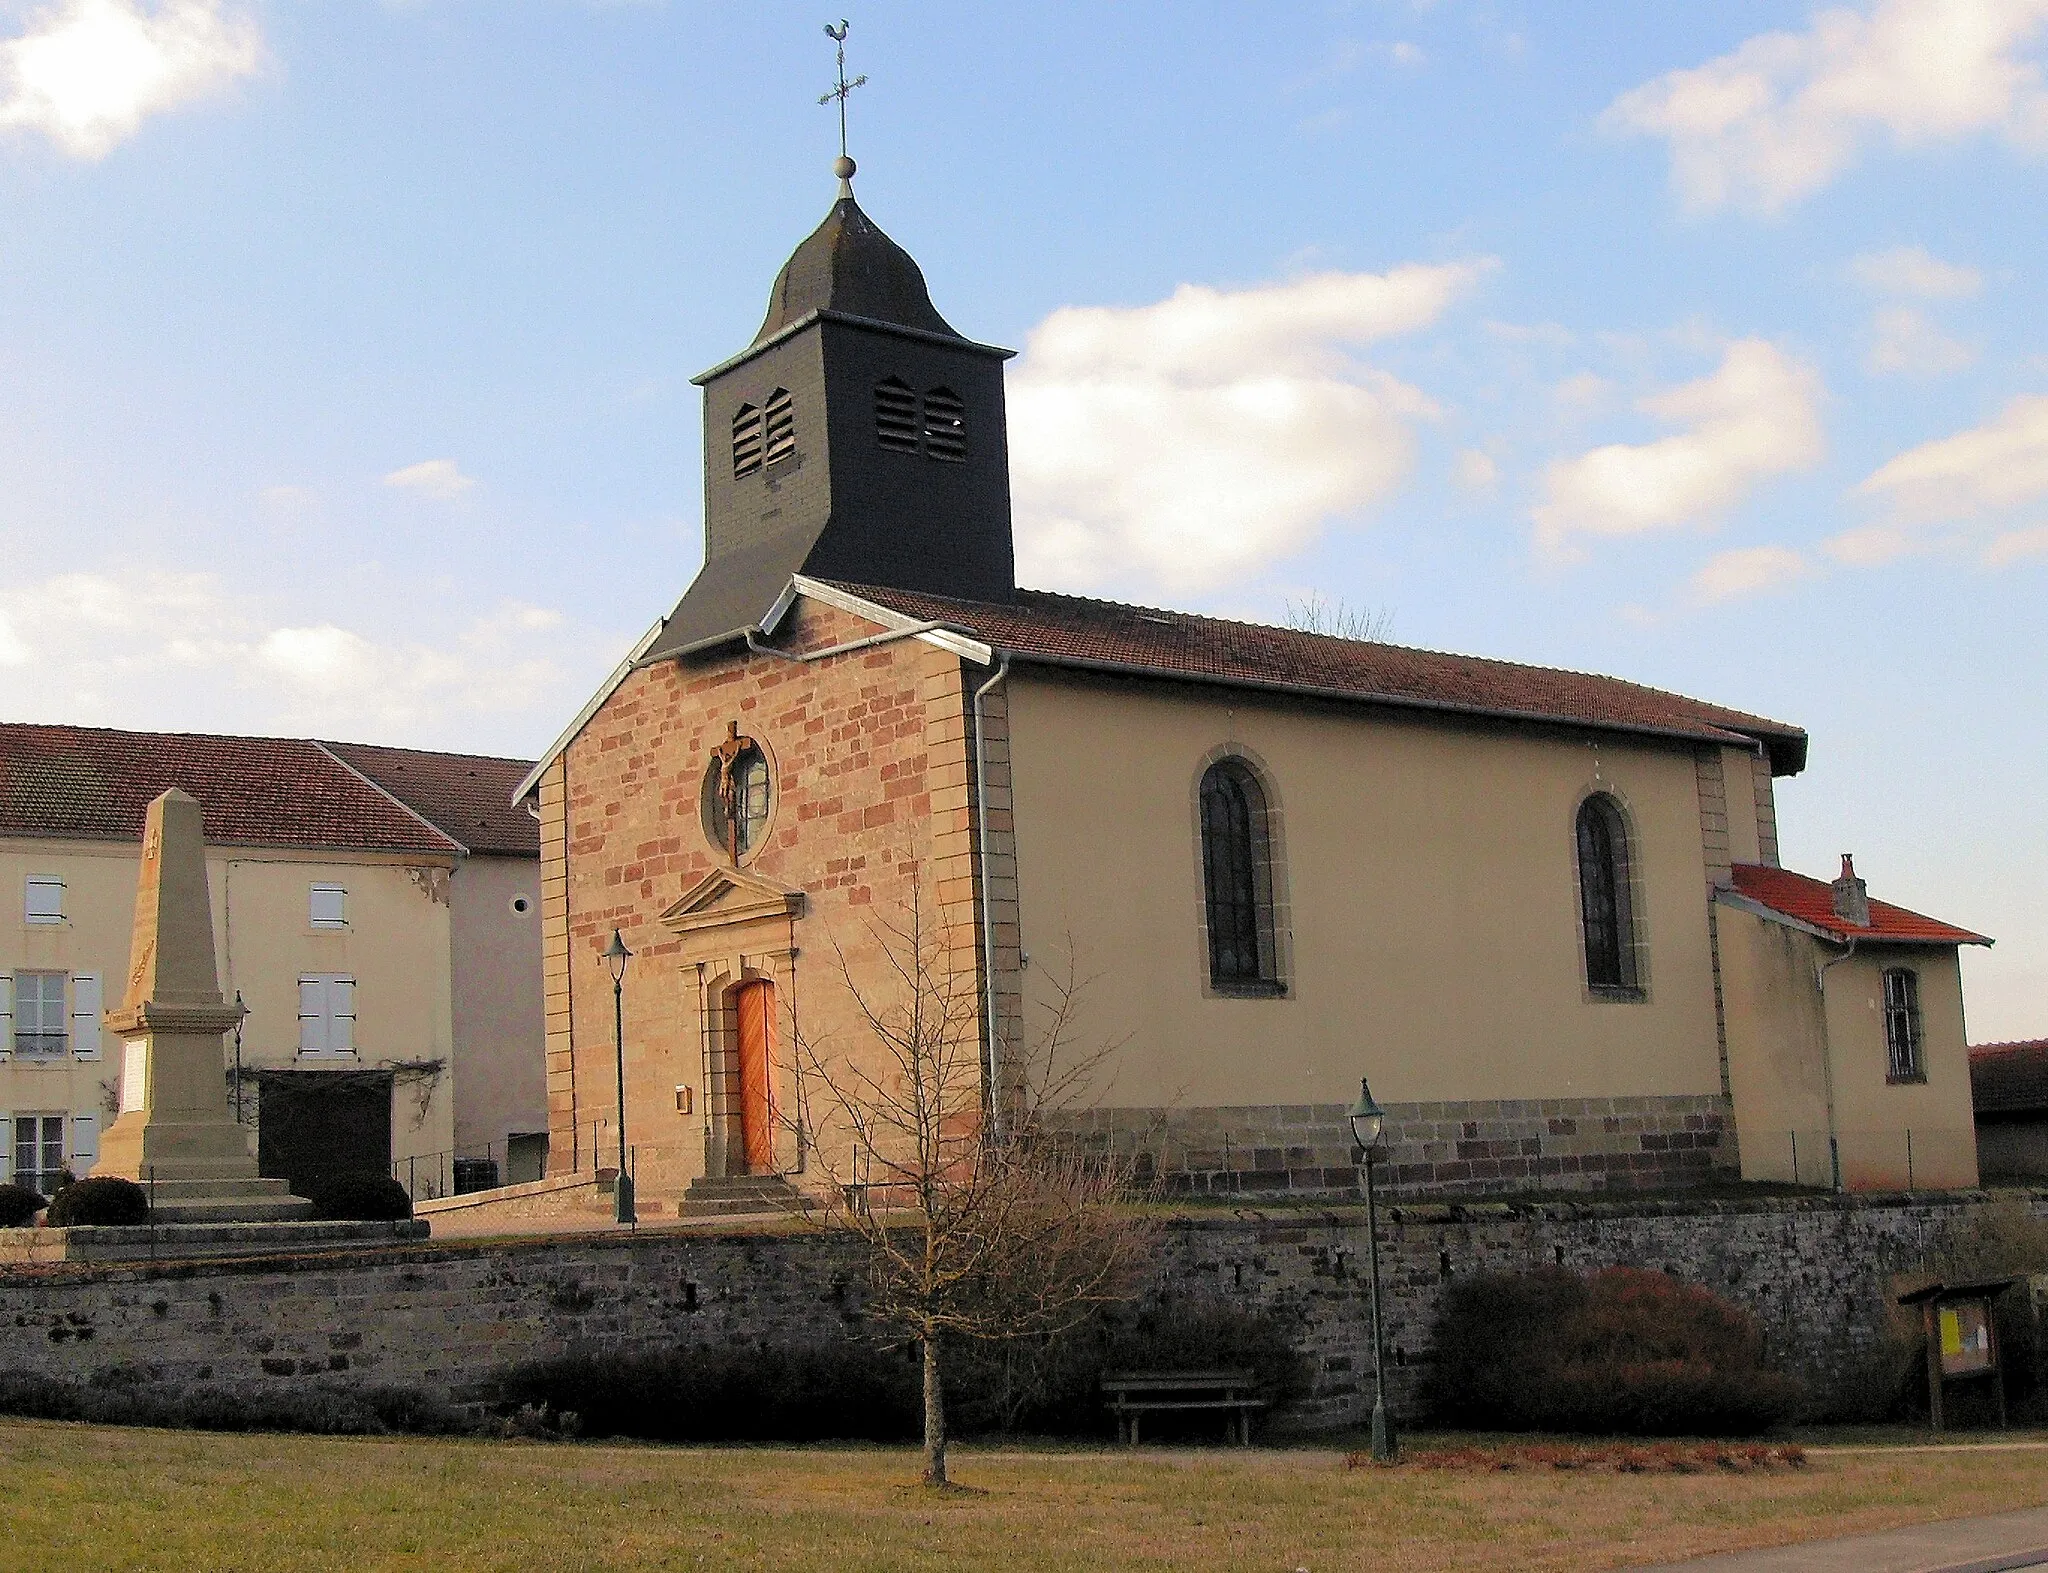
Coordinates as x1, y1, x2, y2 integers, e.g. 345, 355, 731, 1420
0, 1190, 2032, 1430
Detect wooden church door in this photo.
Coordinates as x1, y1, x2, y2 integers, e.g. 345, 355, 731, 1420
734, 980, 777, 1174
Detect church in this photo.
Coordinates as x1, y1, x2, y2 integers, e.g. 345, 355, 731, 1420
516, 154, 1990, 1211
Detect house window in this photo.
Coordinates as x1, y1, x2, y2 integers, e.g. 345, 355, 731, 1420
1884, 968, 1924, 1082
732, 403, 763, 478
310, 883, 348, 929
25, 876, 64, 925
1576, 793, 1641, 996
1199, 758, 1281, 995
922, 386, 966, 461
762, 387, 796, 467
875, 377, 920, 453
11, 1115, 65, 1195
11, 972, 67, 1059
298, 975, 357, 1059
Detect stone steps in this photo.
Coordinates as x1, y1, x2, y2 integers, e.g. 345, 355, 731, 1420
679, 1173, 805, 1217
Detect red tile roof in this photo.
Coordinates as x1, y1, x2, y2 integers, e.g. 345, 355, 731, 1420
0, 724, 460, 856
1971, 1041, 2048, 1115
830, 583, 1810, 773
322, 741, 538, 858
1727, 862, 1991, 947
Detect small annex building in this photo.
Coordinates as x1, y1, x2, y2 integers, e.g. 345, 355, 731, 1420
0, 725, 547, 1201
520, 160, 1992, 1207
1970, 1040, 2048, 1182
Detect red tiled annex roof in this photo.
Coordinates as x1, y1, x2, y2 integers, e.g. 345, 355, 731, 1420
0, 724, 459, 856
1728, 863, 1991, 947
1971, 1041, 2048, 1115
829, 583, 1810, 773
323, 741, 538, 858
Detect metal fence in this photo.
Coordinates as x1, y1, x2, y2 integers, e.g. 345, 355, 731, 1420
1739, 1127, 1979, 1191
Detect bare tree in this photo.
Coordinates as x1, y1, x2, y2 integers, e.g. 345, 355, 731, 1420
792, 879, 1149, 1487
1284, 591, 1394, 643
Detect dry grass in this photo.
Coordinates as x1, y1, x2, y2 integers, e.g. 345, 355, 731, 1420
6, 1419, 2048, 1572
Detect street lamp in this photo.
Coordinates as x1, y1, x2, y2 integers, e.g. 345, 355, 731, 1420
604, 929, 635, 1225
1348, 1075, 1397, 1463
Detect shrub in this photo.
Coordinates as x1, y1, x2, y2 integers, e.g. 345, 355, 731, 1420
0, 1370, 467, 1436
1427, 1266, 1804, 1436
46, 1176, 148, 1228
306, 1174, 412, 1221
501, 1341, 920, 1442
0, 1184, 46, 1228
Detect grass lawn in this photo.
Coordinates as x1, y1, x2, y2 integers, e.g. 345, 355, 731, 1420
7, 1420, 2048, 1573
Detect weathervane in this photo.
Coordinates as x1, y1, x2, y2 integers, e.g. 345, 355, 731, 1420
819, 19, 867, 185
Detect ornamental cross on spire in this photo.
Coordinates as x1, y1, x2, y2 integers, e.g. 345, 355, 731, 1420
819, 19, 867, 164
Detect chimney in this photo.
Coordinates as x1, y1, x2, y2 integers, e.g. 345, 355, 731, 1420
1831, 853, 1870, 928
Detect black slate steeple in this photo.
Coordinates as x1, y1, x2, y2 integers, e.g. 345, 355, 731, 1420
643, 159, 1016, 663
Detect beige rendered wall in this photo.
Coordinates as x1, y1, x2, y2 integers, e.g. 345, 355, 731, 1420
0, 839, 455, 1187
448, 852, 546, 1164
1004, 673, 1726, 1115
1717, 900, 1977, 1189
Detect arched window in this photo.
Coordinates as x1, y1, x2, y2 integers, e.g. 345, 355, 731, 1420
732, 403, 762, 478
1575, 793, 1640, 995
922, 386, 966, 461
875, 378, 919, 453
762, 388, 795, 467
1200, 758, 1281, 994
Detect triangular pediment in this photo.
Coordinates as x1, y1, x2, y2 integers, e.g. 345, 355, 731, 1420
659, 866, 806, 934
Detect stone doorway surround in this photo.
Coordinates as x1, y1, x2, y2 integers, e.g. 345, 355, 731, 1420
658, 867, 805, 1184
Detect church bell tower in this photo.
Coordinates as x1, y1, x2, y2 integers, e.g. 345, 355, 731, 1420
645, 153, 1017, 661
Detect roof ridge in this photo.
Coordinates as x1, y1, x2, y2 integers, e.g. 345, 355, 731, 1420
321, 738, 537, 769
310, 742, 467, 857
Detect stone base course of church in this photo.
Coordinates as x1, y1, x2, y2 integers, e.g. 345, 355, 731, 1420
1054, 1093, 1732, 1199
0, 1188, 2029, 1431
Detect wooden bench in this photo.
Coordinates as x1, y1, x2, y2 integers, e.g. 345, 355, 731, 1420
1100, 1368, 1267, 1446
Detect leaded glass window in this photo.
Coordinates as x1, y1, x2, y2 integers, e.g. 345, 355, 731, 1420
1200, 759, 1280, 994
1576, 794, 1640, 995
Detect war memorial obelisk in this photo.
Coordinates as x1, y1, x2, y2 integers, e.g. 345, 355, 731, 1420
91, 789, 314, 1222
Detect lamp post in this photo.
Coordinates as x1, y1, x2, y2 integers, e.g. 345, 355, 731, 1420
604, 929, 635, 1224
1348, 1076, 1397, 1463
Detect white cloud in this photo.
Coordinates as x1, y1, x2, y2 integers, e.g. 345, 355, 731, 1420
1008, 261, 1494, 595
1985, 523, 2048, 564
0, 0, 259, 159
1454, 448, 1498, 490
0, 568, 620, 752
1857, 393, 2048, 517
383, 457, 475, 500
1690, 544, 1812, 602
1865, 305, 1976, 375
1532, 339, 1825, 555
1850, 244, 1985, 298
1832, 394, 2048, 562
1603, 0, 2048, 214
1552, 371, 1611, 412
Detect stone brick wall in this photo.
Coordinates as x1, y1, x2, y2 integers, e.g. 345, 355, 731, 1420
1058, 1093, 1731, 1198
5, 1190, 2024, 1431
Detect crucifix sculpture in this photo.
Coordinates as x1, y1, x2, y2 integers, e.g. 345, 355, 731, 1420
713, 719, 756, 865
819, 19, 867, 175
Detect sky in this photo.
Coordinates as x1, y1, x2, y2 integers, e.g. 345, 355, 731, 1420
0, 0, 2042, 1041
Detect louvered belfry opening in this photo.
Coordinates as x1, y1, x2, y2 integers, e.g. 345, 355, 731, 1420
731, 404, 763, 478
922, 386, 966, 460
762, 388, 796, 466
875, 377, 920, 452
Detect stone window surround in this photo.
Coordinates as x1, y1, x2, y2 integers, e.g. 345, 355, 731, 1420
697, 729, 782, 868
1568, 781, 1652, 1004
1188, 742, 1293, 1002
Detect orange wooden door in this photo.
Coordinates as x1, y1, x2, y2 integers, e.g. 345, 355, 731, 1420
735, 981, 776, 1174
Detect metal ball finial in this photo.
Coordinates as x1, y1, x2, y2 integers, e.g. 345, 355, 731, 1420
834, 155, 856, 181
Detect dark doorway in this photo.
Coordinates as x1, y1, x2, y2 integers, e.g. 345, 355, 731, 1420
256, 1070, 393, 1197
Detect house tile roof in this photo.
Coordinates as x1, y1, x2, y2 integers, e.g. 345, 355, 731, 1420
1971, 1041, 2048, 1116
1727, 862, 1991, 947
828, 583, 1810, 774
0, 724, 459, 856
322, 741, 538, 858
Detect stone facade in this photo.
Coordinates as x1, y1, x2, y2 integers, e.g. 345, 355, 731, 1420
3, 1190, 2026, 1429
540, 596, 988, 1202
1058, 1093, 1731, 1198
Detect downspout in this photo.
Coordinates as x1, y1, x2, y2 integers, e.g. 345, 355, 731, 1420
972, 656, 1012, 1142
1813, 935, 1859, 1192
